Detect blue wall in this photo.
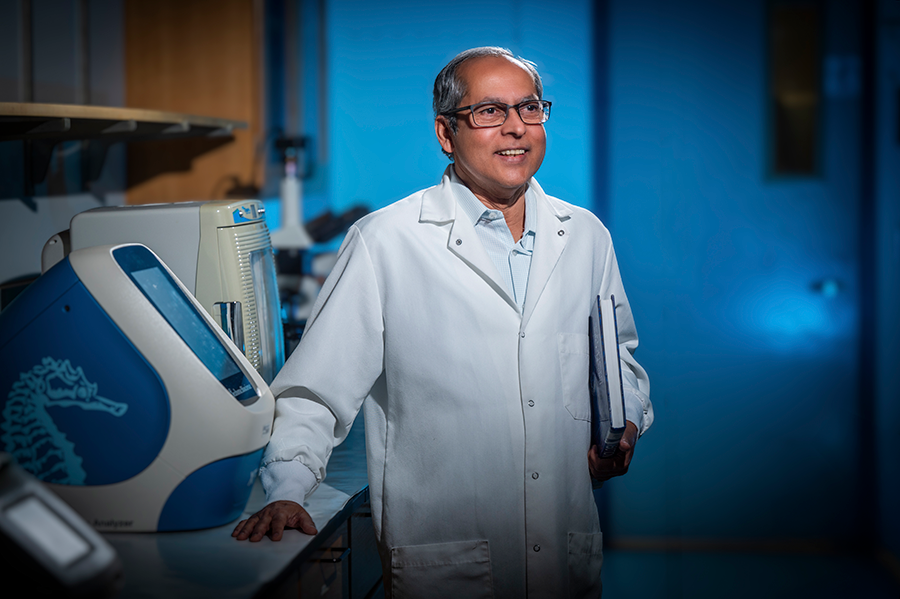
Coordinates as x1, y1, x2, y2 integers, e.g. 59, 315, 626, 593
605, 0, 870, 542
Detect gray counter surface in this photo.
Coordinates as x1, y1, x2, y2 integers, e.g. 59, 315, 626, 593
103, 414, 370, 598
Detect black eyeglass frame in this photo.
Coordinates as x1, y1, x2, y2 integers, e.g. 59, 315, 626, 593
442, 100, 553, 128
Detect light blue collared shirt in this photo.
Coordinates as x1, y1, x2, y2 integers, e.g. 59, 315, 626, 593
451, 168, 536, 312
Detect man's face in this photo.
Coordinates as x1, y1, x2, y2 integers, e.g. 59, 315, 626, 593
436, 56, 546, 205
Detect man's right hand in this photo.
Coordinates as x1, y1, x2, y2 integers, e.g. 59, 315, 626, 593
232, 500, 318, 542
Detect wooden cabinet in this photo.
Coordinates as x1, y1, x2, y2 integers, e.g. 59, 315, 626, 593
124, 0, 264, 204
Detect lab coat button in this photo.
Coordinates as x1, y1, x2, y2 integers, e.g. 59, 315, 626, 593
520, 332, 525, 338
528, 400, 534, 407
456, 238, 462, 245
532, 472, 539, 479
558, 229, 565, 236
533, 544, 541, 552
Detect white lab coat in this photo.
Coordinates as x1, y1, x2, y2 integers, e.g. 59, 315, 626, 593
263, 167, 652, 599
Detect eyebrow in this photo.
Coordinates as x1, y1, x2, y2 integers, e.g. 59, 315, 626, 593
475, 95, 540, 105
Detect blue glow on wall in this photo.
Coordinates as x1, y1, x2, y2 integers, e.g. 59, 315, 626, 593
603, 0, 865, 542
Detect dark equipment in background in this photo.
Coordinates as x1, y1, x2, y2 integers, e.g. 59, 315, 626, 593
304, 205, 369, 245
0, 453, 124, 598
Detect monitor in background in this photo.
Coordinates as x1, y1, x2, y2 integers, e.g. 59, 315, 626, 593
45, 200, 285, 384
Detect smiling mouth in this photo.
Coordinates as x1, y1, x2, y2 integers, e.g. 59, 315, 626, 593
497, 149, 526, 156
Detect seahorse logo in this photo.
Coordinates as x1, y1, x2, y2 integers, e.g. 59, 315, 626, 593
1, 357, 128, 484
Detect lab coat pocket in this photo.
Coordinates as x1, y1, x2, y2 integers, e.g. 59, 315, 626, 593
390, 539, 494, 599
558, 332, 591, 421
568, 531, 603, 598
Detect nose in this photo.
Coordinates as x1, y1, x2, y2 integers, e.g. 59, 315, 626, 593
501, 106, 528, 136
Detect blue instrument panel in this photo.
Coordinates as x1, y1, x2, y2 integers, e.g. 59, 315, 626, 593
0, 257, 169, 486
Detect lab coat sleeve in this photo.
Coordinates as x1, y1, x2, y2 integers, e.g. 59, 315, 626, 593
597, 232, 653, 436
260, 225, 385, 502
260, 460, 318, 504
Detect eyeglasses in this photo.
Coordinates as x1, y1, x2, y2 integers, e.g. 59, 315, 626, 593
443, 100, 552, 128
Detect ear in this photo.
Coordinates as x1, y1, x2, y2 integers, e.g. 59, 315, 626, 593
435, 116, 455, 156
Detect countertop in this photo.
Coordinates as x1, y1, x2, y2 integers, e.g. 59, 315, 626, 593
103, 413, 370, 598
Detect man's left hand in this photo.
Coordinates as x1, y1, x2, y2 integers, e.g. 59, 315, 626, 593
588, 420, 638, 482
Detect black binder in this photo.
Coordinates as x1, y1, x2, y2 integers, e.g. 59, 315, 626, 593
589, 294, 626, 457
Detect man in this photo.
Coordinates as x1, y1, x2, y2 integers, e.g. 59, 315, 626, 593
233, 47, 652, 598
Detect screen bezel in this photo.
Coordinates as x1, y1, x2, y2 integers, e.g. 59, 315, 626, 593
112, 245, 259, 404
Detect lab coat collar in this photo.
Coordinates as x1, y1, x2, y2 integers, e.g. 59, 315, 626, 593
419, 166, 572, 320
429, 167, 517, 310
522, 179, 571, 329
419, 166, 573, 223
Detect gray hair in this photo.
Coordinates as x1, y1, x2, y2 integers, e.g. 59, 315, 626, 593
433, 47, 544, 159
